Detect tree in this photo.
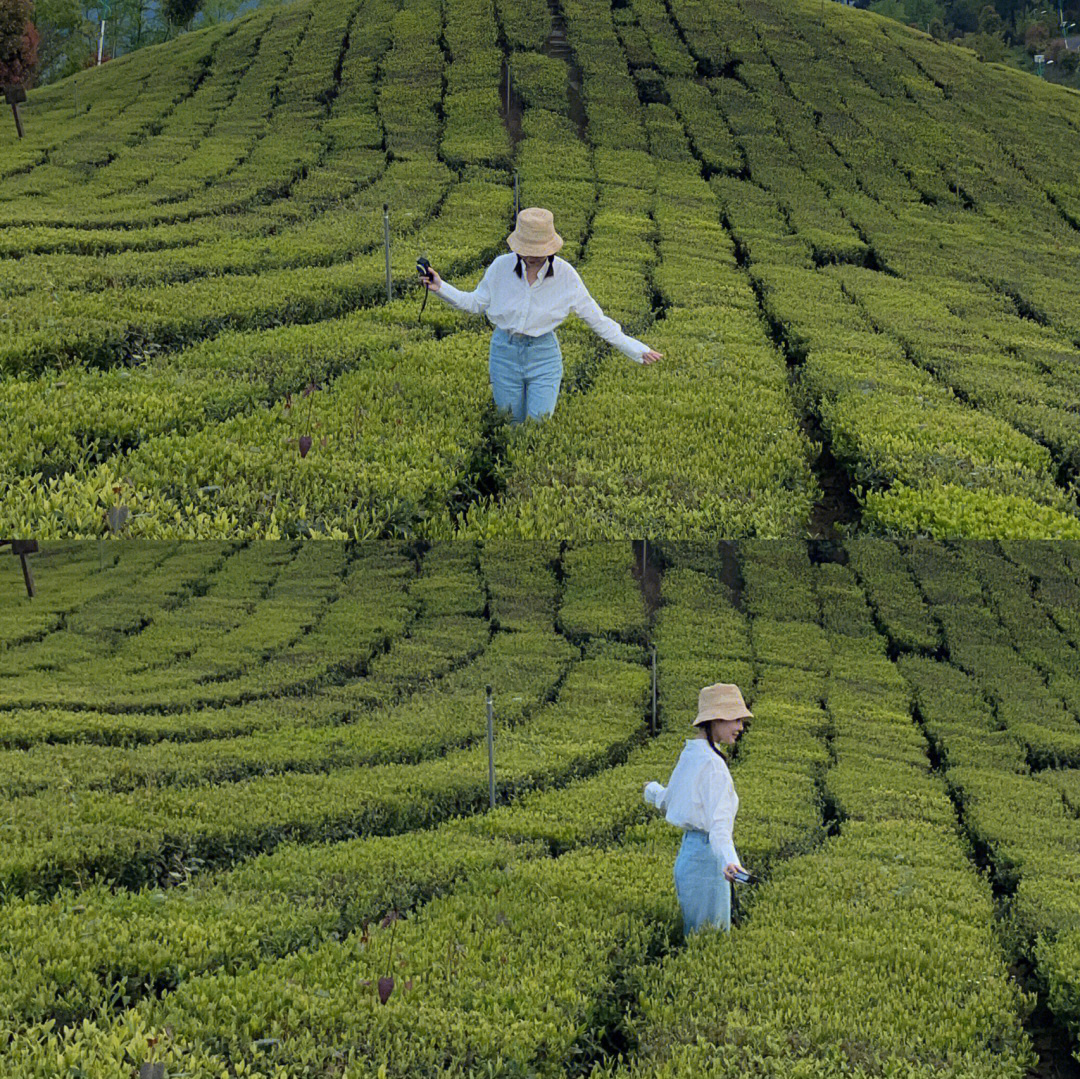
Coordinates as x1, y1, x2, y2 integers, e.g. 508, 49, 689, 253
0, 0, 40, 86
978, 3, 1004, 32
162, 0, 202, 32
31, 0, 91, 81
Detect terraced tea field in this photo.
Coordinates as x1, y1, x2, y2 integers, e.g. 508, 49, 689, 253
3, 0, 1080, 537
2, 538, 1080, 1075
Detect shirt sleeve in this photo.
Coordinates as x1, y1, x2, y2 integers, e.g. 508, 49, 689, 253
644, 781, 667, 809
703, 762, 739, 867
570, 277, 651, 363
436, 262, 495, 315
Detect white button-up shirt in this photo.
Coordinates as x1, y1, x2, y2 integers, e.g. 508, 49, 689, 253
644, 738, 740, 867
435, 253, 652, 363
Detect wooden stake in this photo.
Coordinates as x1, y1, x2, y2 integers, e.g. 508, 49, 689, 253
383, 204, 392, 303
486, 684, 496, 809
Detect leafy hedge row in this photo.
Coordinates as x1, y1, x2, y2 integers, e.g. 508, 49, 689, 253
0, 539, 832, 1077
0, 653, 649, 898
2, 652, 658, 1075
460, 2, 819, 536
610, 546, 1036, 1078
0, 19, 231, 188
0, 543, 424, 709
867, 540, 1080, 1062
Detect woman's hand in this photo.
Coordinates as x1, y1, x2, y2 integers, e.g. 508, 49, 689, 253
421, 267, 442, 292
723, 862, 748, 883
641, 350, 663, 365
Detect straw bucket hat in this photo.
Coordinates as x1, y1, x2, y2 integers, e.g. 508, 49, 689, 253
693, 683, 753, 726
507, 207, 564, 257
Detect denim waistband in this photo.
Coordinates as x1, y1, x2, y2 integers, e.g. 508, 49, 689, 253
496, 326, 553, 342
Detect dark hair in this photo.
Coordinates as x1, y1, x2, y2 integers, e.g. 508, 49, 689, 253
514, 254, 555, 280
703, 723, 726, 760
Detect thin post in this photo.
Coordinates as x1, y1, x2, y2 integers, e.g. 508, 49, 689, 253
651, 645, 657, 734
383, 203, 392, 304
97, 18, 106, 64
19, 553, 34, 598
486, 684, 496, 809
513, 170, 519, 221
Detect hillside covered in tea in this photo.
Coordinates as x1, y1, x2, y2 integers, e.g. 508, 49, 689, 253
3, 0, 1080, 538
2, 539, 1079, 1074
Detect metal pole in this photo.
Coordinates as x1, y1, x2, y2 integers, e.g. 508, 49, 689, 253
383, 203, 392, 304
651, 645, 657, 734
486, 684, 496, 809
98, 19, 106, 64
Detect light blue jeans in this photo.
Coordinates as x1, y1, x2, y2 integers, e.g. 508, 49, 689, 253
488, 326, 563, 424
673, 829, 731, 934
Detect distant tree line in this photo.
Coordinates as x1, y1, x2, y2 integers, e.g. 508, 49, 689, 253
859, 0, 1080, 80
8, 0, 280, 86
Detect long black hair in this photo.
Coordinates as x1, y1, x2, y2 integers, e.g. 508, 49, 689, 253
514, 254, 555, 280
703, 723, 727, 760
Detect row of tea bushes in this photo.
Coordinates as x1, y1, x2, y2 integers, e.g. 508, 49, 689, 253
0, 654, 649, 898
0, 543, 431, 709
440, 0, 512, 171
0, 0, 393, 254
461, 2, 819, 536
0, 538, 828, 1076
861, 540, 1080, 1063
558, 543, 648, 645
0, 17, 233, 188
609, 549, 1036, 1078
0, 630, 533, 801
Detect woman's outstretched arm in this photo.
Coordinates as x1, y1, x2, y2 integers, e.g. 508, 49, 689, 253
430, 262, 495, 315
571, 277, 659, 363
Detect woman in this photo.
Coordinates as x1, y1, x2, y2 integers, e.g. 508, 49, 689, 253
643, 682, 751, 933
420, 207, 664, 424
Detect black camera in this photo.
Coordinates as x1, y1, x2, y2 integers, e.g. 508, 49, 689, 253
416, 256, 433, 281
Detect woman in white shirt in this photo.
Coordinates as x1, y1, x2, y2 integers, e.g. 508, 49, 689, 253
644, 682, 751, 933
419, 207, 664, 424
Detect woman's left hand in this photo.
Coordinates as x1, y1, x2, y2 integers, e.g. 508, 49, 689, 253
641, 350, 663, 365
723, 862, 748, 883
